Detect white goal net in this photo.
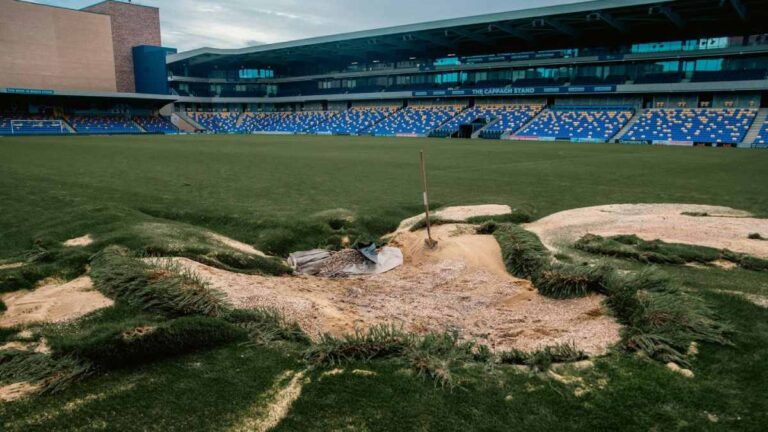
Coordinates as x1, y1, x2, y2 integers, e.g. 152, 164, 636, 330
10, 119, 65, 134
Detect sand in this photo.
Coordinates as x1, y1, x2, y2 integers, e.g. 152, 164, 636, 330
525, 204, 768, 257
208, 232, 268, 257
63, 234, 93, 247
171, 224, 621, 355
0, 276, 113, 327
0, 382, 41, 402
396, 204, 512, 233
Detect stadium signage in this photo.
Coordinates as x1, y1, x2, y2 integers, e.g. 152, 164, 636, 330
413, 85, 616, 97
5, 87, 55, 95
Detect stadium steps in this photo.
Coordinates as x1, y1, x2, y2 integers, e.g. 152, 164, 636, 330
359, 107, 401, 135
174, 112, 205, 132
59, 118, 77, 134
132, 120, 148, 133
613, 108, 644, 142
471, 118, 501, 139
506, 107, 547, 139
426, 107, 465, 137
741, 108, 768, 148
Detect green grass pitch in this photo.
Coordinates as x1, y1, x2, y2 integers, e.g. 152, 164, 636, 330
0, 134, 767, 431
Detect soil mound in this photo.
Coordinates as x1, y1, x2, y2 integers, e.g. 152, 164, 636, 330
0, 276, 113, 327
525, 204, 768, 257
172, 224, 621, 354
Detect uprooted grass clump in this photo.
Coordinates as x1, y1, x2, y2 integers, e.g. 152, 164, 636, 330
499, 342, 587, 371
0, 242, 92, 293
90, 246, 230, 318
574, 234, 768, 272
305, 325, 486, 389
0, 349, 93, 395
48, 315, 247, 369
483, 222, 732, 367
408, 208, 535, 232
0, 299, 6, 313
747, 233, 766, 240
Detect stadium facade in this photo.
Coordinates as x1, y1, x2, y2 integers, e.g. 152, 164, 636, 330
2, 0, 768, 146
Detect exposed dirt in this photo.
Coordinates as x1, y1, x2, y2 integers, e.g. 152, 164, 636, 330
63, 234, 93, 247
0, 382, 41, 402
172, 224, 621, 355
208, 232, 268, 257
525, 204, 768, 257
395, 204, 512, 233
0, 262, 24, 270
0, 276, 113, 327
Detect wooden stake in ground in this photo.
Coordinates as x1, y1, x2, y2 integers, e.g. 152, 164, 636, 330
420, 150, 438, 249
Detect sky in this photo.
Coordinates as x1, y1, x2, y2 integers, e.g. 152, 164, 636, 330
28, 0, 582, 52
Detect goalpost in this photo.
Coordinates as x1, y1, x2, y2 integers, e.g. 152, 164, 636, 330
9, 119, 65, 135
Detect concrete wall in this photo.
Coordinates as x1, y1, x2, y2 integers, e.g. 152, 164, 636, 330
0, 0, 117, 92
83, 1, 162, 93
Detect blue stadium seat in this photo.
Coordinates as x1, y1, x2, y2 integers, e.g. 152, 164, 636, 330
368, 105, 462, 136
308, 107, 397, 135
623, 108, 757, 144
134, 116, 179, 134
191, 112, 242, 133
68, 115, 142, 134
430, 105, 543, 139
752, 115, 768, 147
515, 107, 633, 141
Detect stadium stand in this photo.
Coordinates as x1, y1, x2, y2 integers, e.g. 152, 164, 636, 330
308, 107, 397, 135
249, 111, 337, 133
515, 107, 633, 141
191, 112, 241, 133
368, 105, 462, 136
68, 115, 143, 134
479, 105, 545, 139
431, 104, 544, 138
622, 108, 758, 144
752, 115, 768, 147
134, 116, 178, 134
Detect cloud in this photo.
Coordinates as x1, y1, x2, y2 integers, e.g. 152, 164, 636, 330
26, 0, 582, 51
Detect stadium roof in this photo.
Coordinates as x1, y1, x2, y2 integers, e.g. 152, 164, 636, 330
167, 0, 768, 68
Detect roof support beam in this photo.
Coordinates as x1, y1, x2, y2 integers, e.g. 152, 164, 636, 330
409, 33, 455, 50
586, 11, 628, 33
488, 23, 534, 43
720, 0, 748, 21
532, 18, 580, 38
649, 5, 685, 28
449, 28, 493, 46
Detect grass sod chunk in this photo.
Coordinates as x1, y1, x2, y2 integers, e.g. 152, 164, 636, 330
222, 308, 310, 344
0, 299, 6, 313
90, 246, 230, 317
534, 263, 615, 299
49, 316, 246, 369
487, 223, 551, 279
0, 350, 92, 394
497, 342, 587, 371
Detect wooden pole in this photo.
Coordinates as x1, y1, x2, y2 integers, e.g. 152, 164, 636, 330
420, 150, 437, 248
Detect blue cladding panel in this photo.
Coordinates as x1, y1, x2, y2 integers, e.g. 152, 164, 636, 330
133, 45, 177, 95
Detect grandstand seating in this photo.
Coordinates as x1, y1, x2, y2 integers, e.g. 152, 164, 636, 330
191, 112, 241, 133
134, 116, 178, 134
431, 105, 543, 138
308, 107, 397, 135
480, 105, 545, 139
752, 115, 768, 147
368, 105, 462, 136
0, 114, 66, 135
623, 108, 757, 144
249, 111, 337, 133
516, 107, 633, 141
68, 115, 142, 134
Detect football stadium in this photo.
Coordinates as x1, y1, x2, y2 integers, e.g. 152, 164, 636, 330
1, 0, 767, 430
